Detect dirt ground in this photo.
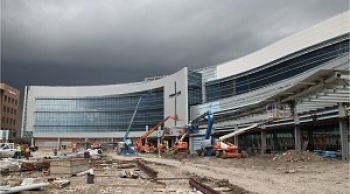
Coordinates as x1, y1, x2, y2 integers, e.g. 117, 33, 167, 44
2, 150, 349, 194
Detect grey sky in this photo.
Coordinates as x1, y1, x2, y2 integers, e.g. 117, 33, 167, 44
1, 0, 349, 91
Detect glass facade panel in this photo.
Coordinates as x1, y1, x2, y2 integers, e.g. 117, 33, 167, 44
205, 37, 350, 102
34, 90, 164, 133
188, 71, 202, 106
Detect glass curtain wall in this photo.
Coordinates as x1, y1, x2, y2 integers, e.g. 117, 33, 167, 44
300, 122, 349, 151
205, 36, 349, 102
34, 90, 164, 133
188, 71, 202, 106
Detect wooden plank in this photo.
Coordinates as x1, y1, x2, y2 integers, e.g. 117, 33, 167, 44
153, 188, 177, 192
98, 184, 161, 188
213, 187, 232, 192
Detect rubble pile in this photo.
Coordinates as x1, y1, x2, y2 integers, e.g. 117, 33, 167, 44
273, 150, 323, 163
162, 151, 199, 160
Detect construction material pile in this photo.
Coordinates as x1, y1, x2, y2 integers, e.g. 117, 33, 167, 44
273, 150, 323, 163
162, 151, 199, 160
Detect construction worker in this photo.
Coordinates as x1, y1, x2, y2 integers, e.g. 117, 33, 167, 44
25, 147, 30, 159
15, 144, 22, 159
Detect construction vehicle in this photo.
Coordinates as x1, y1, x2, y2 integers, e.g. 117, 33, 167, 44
213, 123, 259, 158
173, 111, 212, 154
213, 102, 296, 158
196, 110, 214, 156
158, 127, 171, 152
134, 115, 179, 153
0, 143, 15, 158
118, 93, 149, 155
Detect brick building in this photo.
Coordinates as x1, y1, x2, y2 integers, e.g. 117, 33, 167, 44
0, 83, 20, 142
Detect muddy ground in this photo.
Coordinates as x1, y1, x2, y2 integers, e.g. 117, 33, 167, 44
1, 150, 349, 194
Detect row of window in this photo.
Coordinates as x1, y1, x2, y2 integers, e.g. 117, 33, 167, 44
4, 95, 18, 105
204, 37, 349, 102
34, 91, 165, 133
2, 106, 17, 115
1, 117, 16, 125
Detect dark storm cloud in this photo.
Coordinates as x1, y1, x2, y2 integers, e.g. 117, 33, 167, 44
1, 0, 349, 91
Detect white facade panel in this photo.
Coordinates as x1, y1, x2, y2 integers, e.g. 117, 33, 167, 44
217, 11, 349, 79
24, 68, 189, 139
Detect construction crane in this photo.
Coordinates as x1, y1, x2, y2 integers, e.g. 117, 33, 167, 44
117, 92, 151, 155
134, 115, 179, 153
173, 111, 211, 154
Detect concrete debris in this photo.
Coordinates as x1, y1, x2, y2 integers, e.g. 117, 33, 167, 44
76, 169, 94, 176
120, 170, 140, 179
20, 178, 35, 185
273, 150, 323, 162
49, 179, 71, 189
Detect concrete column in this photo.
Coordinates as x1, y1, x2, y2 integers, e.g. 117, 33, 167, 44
57, 138, 61, 150
5, 130, 9, 143
189, 136, 193, 153
145, 125, 148, 144
261, 130, 267, 153
294, 116, 301, 151
338, 103, 349, 161
157, 126, 161, 156
232, 136, 237, 145
234, 125, 239, 145
31, 138, 35, 147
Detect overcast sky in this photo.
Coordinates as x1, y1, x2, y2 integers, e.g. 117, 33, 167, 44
1, 0, 349, 93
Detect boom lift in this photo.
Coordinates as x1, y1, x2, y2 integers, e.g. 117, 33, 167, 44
197, 110, 214, 156
173, 111, 211, 153
134, 115, 179, 153
118, 93, 149, 155
158, 127, 171, 152
213, 102, 296, 159
213, 123, 259, 158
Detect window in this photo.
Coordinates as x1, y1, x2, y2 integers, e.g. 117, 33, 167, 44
8, 97, 11, 103
11, 108, 13, 114
4, 95, 7, 102
1, 117, 4, 123
6, 107, 9, 113
15, 100, 17, 105
6, 118, 8, 124
14, 109, 17, 115
13, 119, 16, 125
12, 98, 14, 104
9, 118, 12, 124
2, 106, 5, 112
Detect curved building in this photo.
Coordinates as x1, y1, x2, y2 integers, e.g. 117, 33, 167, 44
22, 11, 349, 156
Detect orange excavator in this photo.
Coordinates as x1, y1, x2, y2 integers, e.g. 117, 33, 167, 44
134, 115, 179, 153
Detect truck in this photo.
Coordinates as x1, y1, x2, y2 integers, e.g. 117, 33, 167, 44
0, 143, 15, 158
